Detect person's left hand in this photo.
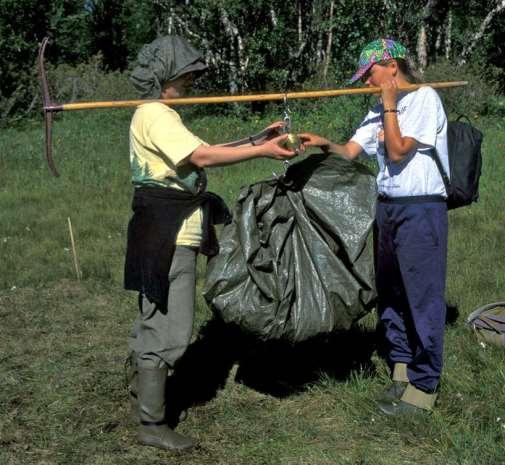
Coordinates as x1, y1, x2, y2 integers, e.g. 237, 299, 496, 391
263, 134, 298, 160
380, 79, 398, 109
298, 132, 330, 150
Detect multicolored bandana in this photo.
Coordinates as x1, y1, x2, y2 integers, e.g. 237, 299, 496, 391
349, 38, 408, 84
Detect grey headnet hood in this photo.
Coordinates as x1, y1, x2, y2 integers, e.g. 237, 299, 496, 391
130, 35, 207, 99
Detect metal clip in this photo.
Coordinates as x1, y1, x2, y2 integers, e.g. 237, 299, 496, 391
282, 94, 291, 134
282, 94, 292, 173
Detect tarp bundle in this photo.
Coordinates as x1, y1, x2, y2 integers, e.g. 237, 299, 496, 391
204, 154, 378, 342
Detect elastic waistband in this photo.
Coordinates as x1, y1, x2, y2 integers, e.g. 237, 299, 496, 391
377, 194, 446, 204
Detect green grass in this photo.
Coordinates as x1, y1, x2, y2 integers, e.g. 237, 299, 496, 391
1, 104, 505, 465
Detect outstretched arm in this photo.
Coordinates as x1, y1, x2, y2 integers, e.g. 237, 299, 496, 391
188, 133, 297, 168
299, 133, 363, 160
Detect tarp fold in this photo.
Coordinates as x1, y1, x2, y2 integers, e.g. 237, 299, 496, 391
204, 154, 377, 342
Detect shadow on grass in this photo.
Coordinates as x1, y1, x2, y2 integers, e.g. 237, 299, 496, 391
167, 301, 459, 425
445, 302, 460, 326
166, 317, 378, 426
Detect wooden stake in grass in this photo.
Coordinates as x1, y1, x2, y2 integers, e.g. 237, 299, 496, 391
67, 217, 82, 280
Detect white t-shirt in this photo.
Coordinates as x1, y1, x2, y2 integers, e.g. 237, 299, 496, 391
351, 86, 449, 198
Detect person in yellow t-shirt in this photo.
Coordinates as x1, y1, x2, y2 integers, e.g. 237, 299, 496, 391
124, 35, 297, 452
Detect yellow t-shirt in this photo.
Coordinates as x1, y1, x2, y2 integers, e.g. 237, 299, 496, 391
129, 102, 207, 246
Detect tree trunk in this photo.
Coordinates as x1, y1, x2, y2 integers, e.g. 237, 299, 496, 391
435, 25, 442, 53
317, 7, 324, 66
297, 1, 303, 48
322, 0, 335, 83
172, 15, 218, 68
416, 0, 442, 72
459, 0, 505, 65
289, 1, 307, 59
445, 9, 452, 60
417, 25, 428, 73
219, 8, 239, 94
269, 6, 278, 27
167, 7, 174, 35
219, 8, 249, 93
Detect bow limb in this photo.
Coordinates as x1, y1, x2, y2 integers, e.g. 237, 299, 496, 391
38, 36, 60, 177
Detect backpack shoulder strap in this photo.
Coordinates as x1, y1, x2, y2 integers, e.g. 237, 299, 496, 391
431, 145, 451, 195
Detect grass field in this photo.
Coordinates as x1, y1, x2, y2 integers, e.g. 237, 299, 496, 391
1, 101, 505, 465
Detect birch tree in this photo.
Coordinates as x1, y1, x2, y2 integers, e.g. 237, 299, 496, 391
459, 0, 505, 64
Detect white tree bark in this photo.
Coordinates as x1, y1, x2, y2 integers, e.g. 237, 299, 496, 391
416, 0, 440, 72
459, 0, 505, 65
270, 6, 278, 27
445, 9, 453, 60
289, 1, 307, 59
435, 25, 442, 53
153, 0, 173, 35
219, 8, 249, 93
297, 1, 303, 48
167, 7, 174, 35
417, 25, 428, 73
313, 1, 324, 66
322, 0, 335, 82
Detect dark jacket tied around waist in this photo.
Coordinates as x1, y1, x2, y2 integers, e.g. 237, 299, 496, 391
124, 186, 231, 310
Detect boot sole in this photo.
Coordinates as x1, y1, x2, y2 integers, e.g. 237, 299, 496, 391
137, 433, 195, 452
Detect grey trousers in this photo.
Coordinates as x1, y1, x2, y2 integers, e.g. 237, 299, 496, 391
128, 246, 197, 370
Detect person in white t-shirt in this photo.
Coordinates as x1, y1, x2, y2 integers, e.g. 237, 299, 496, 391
300, 38, 449, 415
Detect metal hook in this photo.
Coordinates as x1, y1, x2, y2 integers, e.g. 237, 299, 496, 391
281, 94, 292, 174
282, 94, 291, 134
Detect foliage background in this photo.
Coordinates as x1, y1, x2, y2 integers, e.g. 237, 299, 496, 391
1, 0, 505, 124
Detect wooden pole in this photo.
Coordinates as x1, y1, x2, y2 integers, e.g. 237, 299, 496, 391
50, 81, 468, 112
67, 217, 82, 281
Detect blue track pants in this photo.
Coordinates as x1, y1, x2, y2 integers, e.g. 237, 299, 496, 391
376, 200, 448, 393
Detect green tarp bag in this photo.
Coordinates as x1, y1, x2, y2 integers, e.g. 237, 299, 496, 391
467, 302, 505, 347
204, 154, 377, 342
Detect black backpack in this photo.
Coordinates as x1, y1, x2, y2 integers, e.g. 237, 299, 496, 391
432, 116, 483, 210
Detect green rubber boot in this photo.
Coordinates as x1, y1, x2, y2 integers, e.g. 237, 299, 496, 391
125, 353, 139, 424
127, 354, 187, 426
137, 367, 196, 451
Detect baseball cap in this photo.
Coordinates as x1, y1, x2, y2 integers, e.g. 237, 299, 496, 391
349, 38, 408, 84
